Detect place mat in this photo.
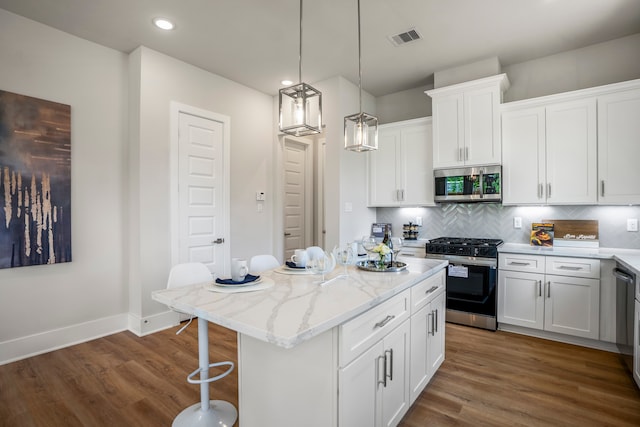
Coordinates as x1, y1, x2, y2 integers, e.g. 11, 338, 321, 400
274, 265, 314, 275
204, 277, 274, 293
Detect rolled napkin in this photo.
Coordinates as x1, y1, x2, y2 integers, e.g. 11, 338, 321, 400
215, 274, 260, 285
285, 261, 305, 269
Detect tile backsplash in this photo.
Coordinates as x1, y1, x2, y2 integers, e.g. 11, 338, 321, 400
377, 204, 640, 249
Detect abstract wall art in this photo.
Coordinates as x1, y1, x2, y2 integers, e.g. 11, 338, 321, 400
0, 90, 72, 269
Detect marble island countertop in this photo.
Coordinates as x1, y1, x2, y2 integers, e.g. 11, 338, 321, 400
152, 256, 448, 349
499, 243, 640, 273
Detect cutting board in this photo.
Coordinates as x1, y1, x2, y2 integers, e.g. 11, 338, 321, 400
542, 219, 599, 247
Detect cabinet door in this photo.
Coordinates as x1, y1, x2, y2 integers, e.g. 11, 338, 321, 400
400, 120, 434, 206
427, 291, 446, 376
381, 320, 410, 427
368, 127, 400, 206
498, 270, 544, 330
409, 304, 429, 404
598, 88, 640, 204
545, 276, 600, 339
339, 341, 382, 427
465, 85, 501, 165
501, 107, 546, 204
634, 298, 640, 388
432, 93, 464, 168
545, 98, 597, 204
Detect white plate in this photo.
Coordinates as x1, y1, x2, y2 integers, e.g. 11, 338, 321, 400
214, 277, 262, 287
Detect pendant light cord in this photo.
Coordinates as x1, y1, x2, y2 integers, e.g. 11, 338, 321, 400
357, 0, 363, 113
298, 0, 303, 84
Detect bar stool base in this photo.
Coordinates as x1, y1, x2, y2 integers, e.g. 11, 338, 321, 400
172, 400, 238, 427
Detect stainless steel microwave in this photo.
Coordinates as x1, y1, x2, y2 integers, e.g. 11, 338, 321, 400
434, 165, 501, 203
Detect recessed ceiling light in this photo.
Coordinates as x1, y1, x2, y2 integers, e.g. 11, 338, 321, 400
153, 18, 175, 31
281, 80, 293, 86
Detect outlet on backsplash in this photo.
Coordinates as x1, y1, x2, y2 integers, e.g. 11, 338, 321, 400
627, 218, 638, 232
513, 217, 522, 229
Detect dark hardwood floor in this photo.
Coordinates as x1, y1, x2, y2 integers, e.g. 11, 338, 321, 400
1, 322, 639, 426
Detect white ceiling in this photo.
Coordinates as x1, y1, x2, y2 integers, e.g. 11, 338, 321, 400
1, 0, 639, 97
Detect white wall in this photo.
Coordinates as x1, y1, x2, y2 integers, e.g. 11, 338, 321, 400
377, 33, 640, 121
128, 47, 275, 332
0, 10, 129, 362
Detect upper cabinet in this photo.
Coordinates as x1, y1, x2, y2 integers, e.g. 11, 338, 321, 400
501, 78, 640, 206
426, 74, 509, 169
502, 98, 597, 205
368, 117, 435, 207
597, 87, 640, 205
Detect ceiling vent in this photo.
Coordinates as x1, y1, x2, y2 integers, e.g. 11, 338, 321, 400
388, 28, 422, 47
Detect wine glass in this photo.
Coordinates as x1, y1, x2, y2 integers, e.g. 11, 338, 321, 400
333, 243, 355, 277
306, 252, 330, 283
390, 237, 403, 264
361, 236, 377, 263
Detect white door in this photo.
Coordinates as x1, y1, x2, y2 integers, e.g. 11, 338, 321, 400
498, 270, 544, 330
283, 138, 311, 260
177, 111, 227, 273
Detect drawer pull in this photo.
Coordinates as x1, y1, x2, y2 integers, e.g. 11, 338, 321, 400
374, 315, 395, 329
509, 261, 530, 266
557, 265, 582, 271
425, 285, 439, 295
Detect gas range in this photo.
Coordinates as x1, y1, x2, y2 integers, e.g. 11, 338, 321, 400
425, 237, 503, 259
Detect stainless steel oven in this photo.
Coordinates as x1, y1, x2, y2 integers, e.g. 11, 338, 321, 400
426, 237, 502, 331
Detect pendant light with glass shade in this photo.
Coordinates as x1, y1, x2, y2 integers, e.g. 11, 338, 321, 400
344, 0, 378, 151
279, 0, 322, 136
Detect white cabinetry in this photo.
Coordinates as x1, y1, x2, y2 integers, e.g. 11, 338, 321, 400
597, 86, 640, 204
501, 98, 597, 205
498, 254, 600, 339
368, 117, 434, 207
339, 290, 411, 427
634, 298, 640, 388
409, 269, 445, 403
426, 74, 509, 169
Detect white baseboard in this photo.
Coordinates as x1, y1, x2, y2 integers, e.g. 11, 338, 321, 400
128, 310, 180, 337
0, 313, 129, 365
498, 323, 622, 354
0, 310, 182, 365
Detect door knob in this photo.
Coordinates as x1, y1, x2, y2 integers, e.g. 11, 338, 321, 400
212, 238, 224, 244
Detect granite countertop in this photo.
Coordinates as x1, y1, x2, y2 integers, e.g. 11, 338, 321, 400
499, 243, 640, 273
152, 256, 448, 349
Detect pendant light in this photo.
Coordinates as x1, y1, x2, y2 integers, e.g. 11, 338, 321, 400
344, 0, 378, 151
279, 0, 322, 136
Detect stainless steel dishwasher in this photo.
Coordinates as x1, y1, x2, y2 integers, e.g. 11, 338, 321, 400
613, 266, 636, 353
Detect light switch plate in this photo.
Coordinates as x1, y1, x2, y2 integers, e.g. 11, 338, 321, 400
627, 218, 638, 232
514, 217, 522, 229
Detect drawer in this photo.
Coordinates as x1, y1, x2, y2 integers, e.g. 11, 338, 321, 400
339, 289, 410, 367
397, 246, 426, 258
545, 256, 600, 279
411, 269, 445, 314
499, 253, 545, 273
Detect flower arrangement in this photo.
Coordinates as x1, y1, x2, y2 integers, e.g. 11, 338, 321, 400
372, 243, 391, 269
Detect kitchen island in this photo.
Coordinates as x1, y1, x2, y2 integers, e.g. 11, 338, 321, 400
152, 256, 447, 427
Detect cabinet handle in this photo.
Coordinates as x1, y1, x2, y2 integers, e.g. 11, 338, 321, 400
425, 285, 439, 295
374, 314, 395, 329
377, 355, 386, 387
558, 265, 582, 271
385, 349, 394, 382
434, 309, 438, 334
547, 183, 551, 198
601, 180, 605, 197
509, 261, 530, 266
547, 281, 551, 298
427, 312, 434, 336
465, 146, 469, 161
538, 183, 542, 199
538, 280, 542, 297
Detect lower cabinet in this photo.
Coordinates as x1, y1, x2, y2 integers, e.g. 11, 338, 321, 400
498, 254, 600, 339
339, 320, 410, 427
409, 290, 445, 403
634, 298, 640, 388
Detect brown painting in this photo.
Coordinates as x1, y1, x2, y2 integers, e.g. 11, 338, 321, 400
0, 90, 71, 269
